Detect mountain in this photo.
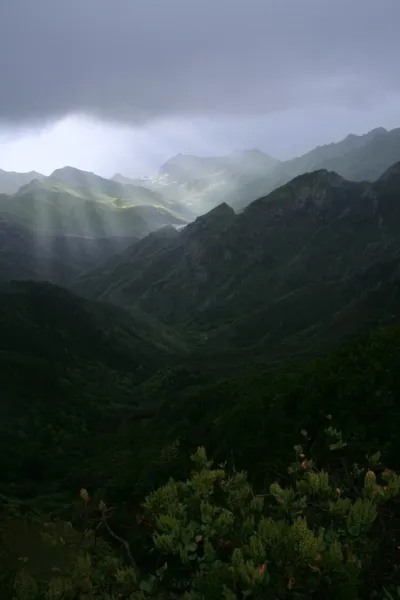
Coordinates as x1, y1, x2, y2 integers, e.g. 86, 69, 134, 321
50, 166, 126, 197
0, 279, 187, 491
159, 149, 280, 181
0, 165, 194, 287
50, 166, 194, 219
0, 279, 185, 364
126, 128, 400, 216
0, 176, 187, 239
278, 127, 388, 176
74, 162, 400, 355
73, 202, 236, 308
0, 168, 44, 194
72, 225, 181, 300
143, 149, 281, 215
314, 127, 400, 181
112, 172, 149, 186
0, 219, 138, 285
226, 127, 400, 211
4, 162, 400, 598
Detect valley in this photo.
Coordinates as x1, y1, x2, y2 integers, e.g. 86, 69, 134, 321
1, 126, 400, 597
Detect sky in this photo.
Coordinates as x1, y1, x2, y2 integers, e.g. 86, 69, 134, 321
0, 0, 399, 177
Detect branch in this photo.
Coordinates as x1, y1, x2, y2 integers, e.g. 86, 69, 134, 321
100, 507, 140, 578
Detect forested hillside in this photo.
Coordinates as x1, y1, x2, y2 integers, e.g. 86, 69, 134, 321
2, 158, 400, 598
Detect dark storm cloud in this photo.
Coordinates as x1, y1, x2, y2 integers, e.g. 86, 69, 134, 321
0, 0, 399, 125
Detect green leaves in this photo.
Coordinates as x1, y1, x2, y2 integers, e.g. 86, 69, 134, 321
8, 427, 400, 600
325, 426, 347, 451
346, 498, 377, 537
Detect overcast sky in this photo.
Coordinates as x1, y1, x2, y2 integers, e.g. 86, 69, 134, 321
0, 0, 399, 176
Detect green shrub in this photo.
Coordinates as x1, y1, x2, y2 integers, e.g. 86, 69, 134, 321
9, 430, 400, 599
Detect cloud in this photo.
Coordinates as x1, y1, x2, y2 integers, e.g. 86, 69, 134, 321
1, 96, 400, 178
1, 0, 400, 126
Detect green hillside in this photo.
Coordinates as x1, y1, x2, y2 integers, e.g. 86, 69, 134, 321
73, 164, 400, 357
1, 294, 400, 597
0, 281, 187, 494
49, 166, 194, 219
2, 158, 400, 598
0, 179, 187, 241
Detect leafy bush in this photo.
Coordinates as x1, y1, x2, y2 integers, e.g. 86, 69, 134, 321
9, 430, 400, 599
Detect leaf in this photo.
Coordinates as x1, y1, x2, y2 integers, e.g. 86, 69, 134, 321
140, 579, 154, 593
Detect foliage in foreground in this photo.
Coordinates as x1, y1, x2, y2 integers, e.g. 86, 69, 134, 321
6, 428, 400, 599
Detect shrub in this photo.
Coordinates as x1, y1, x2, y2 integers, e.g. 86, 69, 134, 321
9, 429, 400, 599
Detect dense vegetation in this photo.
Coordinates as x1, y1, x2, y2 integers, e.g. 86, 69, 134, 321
74, 163, 400, 360
2, 146, 400, 596
5, 434, 400, 599
1, 286, 400, 596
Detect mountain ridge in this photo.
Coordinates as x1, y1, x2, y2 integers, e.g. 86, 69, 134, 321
73, 160, 400, 356
0, 168, 45, 194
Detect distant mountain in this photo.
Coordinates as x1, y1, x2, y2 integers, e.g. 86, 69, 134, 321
49, 166, 194, 220
74, 162, 400, 355
112, 173, 149, 186
159, 149, 280, 181
0, 168, 44, 194
127, 128, 400, 216
314, 127, 400, 181
226, 127, 400, 211
281, 127, 388, 176
143, 149, 281, 214
0, 165, 193, 286
0, 170, 188, 241
0, 186, 185, 238
50, 166, 126, 197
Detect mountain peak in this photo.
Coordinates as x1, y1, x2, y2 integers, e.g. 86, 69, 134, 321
51, 166, 87, 177
289, 168, 344, 188
197, 201, 235, 223
367, 127, 387, 136
344, 127, 387, 142
16, 177, 47, 195
50, 166, 102, 181
183, 202, 236, 238
0, 169, 45, 194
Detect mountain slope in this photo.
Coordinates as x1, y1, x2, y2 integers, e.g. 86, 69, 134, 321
228, 127, 400, 211
72, 225, 181, 299
159, 149, 280, 181
145, 150, 281, 215
125, 127, 400, 216
315, 127, 400, 181
73, 163, 400, 354
0, 219, 138, 285
73, 202, 236, 313
0, 280, 185, 364
278, 127, 388, 179
0, 280, 186, 490
49, 166, 194, 219
0, 168, 44, 194
0, 178, 187, 238
50, 166, 127, 198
